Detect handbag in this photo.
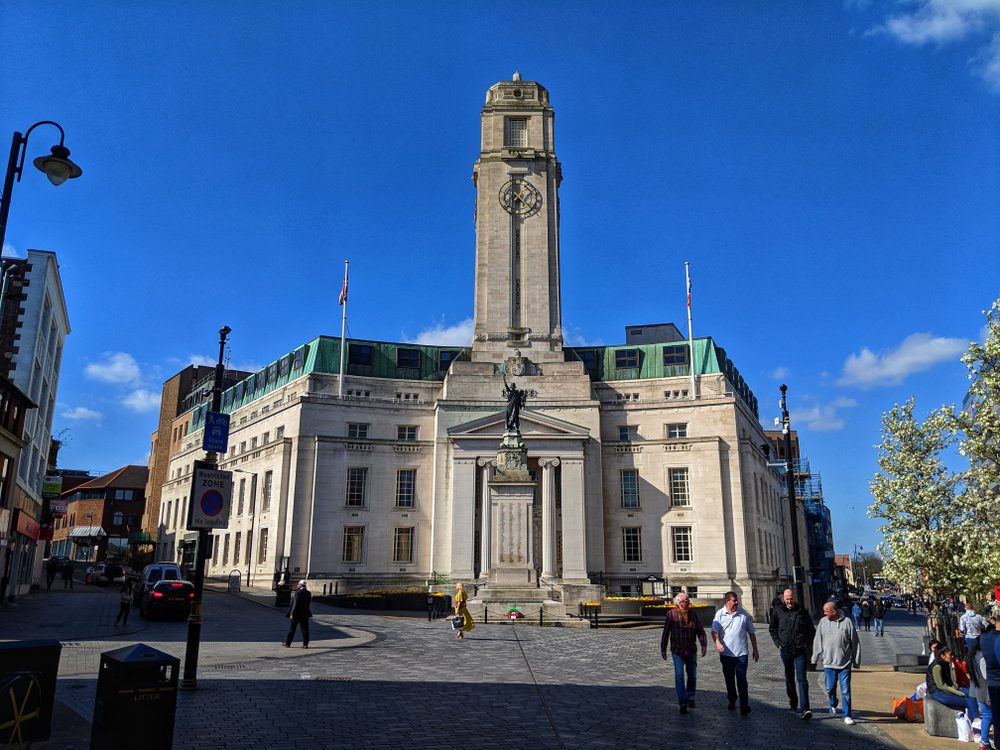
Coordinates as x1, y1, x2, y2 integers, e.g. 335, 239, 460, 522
450, 615, 464, 630
956, 713, 973, 742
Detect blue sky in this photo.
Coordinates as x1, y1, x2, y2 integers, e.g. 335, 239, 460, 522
2, 1, 998, 556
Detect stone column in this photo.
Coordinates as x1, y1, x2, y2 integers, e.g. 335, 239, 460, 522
477, 457, 495, 578
560, 457, 588, 582
537, 457, 560, 579
450, 457, 477, 580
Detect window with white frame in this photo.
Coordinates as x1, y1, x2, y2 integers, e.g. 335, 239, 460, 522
262, 471, 273, 513
395, 469, 416, 508
669, 467, 690, 507
258, 527, 269, 563
342, 526, 364, 562
346, 468, 367, 507
671, 526, 693, 563
622, 527, 642, 562
618, 425, 637, 442
621, 469, 640, 508
393, 527, 414, 563
347, 423, 369, 439
237, 478, 246, 515
223, 534, 230, 565
397, 425, 417, 441
233, 532, 242, 566
665, 423, 688, 439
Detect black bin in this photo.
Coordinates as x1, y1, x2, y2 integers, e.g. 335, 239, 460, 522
90, 643, 179, 750
275, 582, 292, 607
0, 639, 62, 743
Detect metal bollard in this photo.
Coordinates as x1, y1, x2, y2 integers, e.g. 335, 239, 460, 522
539, 608, 544, 627
484, 606, 488, 624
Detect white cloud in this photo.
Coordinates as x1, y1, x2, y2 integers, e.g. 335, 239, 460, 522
61, 406, 102, 423
868, 0, 1000, 91
122, 389, 161, 413
767, 366, 789, 380
412, 318, 474, 346
188, 354, 216, 368
564, 324, 604, 347
836, 332, 967, 388
84, 352, 141, 384
789, 396, 859, 432
2, 241, 17, 257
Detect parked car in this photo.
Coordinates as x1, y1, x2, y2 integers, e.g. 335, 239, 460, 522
141, 580, 195, 620
94, 562, 125, 586
134, 562, 183, 606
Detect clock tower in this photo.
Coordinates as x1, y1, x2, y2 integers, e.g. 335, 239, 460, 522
471, 73, 564, 363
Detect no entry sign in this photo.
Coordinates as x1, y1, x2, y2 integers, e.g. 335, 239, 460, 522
187, 464, 233, 530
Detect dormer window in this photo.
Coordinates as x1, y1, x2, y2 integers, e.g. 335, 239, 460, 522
505, 118, 527, 148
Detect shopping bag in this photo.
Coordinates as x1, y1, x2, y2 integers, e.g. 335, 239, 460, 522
450, 615, 464, 630
956, 713, 973, 742
892, 696, 924, 722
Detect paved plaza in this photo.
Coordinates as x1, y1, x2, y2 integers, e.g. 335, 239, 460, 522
1, 581, 933, 749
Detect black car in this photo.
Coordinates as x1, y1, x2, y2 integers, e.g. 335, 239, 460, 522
141, 580, 194, 620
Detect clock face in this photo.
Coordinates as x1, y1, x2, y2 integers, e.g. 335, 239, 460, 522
499, 179, 542, 216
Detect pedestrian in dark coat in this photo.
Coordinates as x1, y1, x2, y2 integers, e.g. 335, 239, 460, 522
61, 561, 73, 589
769, 588, 816, 719
114, 581, 133, 625
860, 599, 872, 631
283, 580, 312, 648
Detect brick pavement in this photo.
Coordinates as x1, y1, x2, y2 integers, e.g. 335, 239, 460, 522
1, 585, 926, 750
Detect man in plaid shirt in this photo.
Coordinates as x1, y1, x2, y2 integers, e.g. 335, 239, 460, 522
661, 592, 708, 714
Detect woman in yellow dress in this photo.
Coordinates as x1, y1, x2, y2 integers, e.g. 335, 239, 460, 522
454, 582, 475, 639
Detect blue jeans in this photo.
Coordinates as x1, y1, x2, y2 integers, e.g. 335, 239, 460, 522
671, 652, 698, 706
929, 689, 979, 719
780, 650, 809, 710
874, 617, 884, 635
824, 666, 852, 718
978, 700, 992, 747
720, 654, 749, 708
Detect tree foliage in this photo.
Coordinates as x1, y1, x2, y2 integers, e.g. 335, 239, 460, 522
869, 300, 1000, 601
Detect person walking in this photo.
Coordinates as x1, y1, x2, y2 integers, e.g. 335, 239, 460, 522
61, 560, 73, 589
711, 591, 759, 716
282, 580, 312, 648
45, 559, 57, 589
114, 581, 132, 626
454, 582, 475, 640
851, 600, 861, 630
660, 592, 707, 714
860, 598, 872, 631
960, 601, 990, 652
873, 599, 887, 637
769, 587, 815, 720
981, 625, 1000, 747
967, 637, 994, 750
813, 601, 861, 725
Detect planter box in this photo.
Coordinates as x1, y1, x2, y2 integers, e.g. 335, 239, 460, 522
321, 595, 388, 610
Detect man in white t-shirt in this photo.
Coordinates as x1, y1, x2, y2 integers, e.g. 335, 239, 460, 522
711, 591, 760, 715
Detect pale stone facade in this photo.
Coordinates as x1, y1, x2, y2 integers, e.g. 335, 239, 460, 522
155, 76, 804, 617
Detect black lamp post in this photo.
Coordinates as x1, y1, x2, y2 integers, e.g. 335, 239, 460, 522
181, 325, 231, 691
0, 121, 83, 253
780, 384, 805, 605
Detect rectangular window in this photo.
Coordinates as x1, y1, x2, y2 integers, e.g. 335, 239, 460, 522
615, 349, 639, 369
114, 489, 134, 500
618, 425, 637, 442
671, 526, 693, 563
397, 425, 417, 441
687, 586, 698, 599
342, 526, 364, 562
347, 423, 369, 439
346, 468, 367, 507
621, 469, 640, 508
233, 532, 242, 567
276, 426, 285, 440
669, 467, 690, 507
259, 528, 268, 563
223, 534, 230, 565
395, 469, 416, 508
577, 349, 598, 377
393, 527, 414, 563
237, 478, 246, 515
262, 431, 270, 445
438, 350, 459, 371
245, 530, 253, 565
505, 117, 528, 147
663, 345, 689, 366
348, 344, 373, 367
262, 471, 273, 513
665, 423, 688, 439
212, 535, 220, 566
622, 527, 642, 562
396, 348, 420, 369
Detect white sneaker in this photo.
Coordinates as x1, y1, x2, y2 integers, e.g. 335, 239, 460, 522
844, 717, 856, 726
829, 705, 837, 715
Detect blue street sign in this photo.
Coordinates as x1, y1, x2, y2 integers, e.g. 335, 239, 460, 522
202, 411, 230, 453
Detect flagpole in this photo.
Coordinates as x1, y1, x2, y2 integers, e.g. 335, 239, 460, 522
685, 261, 696, 400
338, 260, 349, 399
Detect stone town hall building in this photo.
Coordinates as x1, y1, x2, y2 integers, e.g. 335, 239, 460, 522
147, 75, 800, 617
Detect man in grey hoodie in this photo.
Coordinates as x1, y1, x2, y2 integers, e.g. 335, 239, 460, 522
812, 601, 861, 725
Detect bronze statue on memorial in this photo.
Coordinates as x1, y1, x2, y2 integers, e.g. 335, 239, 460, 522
503, 379, 528, 433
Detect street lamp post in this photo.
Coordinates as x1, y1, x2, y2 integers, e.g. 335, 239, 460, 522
780, 384, 805, 605
181, 325, 231, 691
853, 544, 863, 593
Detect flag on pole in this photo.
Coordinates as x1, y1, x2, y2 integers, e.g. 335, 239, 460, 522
338, 274, 348, 306
686, 273, 692, 309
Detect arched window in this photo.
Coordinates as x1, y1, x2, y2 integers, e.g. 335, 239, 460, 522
112, 512, 123, 526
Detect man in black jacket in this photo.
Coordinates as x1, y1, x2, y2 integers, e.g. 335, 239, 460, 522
283, 579, 313, 648
769, 588, 816, 720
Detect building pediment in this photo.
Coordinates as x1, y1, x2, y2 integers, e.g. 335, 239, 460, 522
447, 410, 590, 441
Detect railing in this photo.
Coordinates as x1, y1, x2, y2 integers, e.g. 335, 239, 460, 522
537, 575, 562, 602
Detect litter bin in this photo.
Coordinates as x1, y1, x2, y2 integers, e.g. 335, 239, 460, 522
0, 639, 62, 744
90, 643, 179, 750
275, 582, 292, 607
